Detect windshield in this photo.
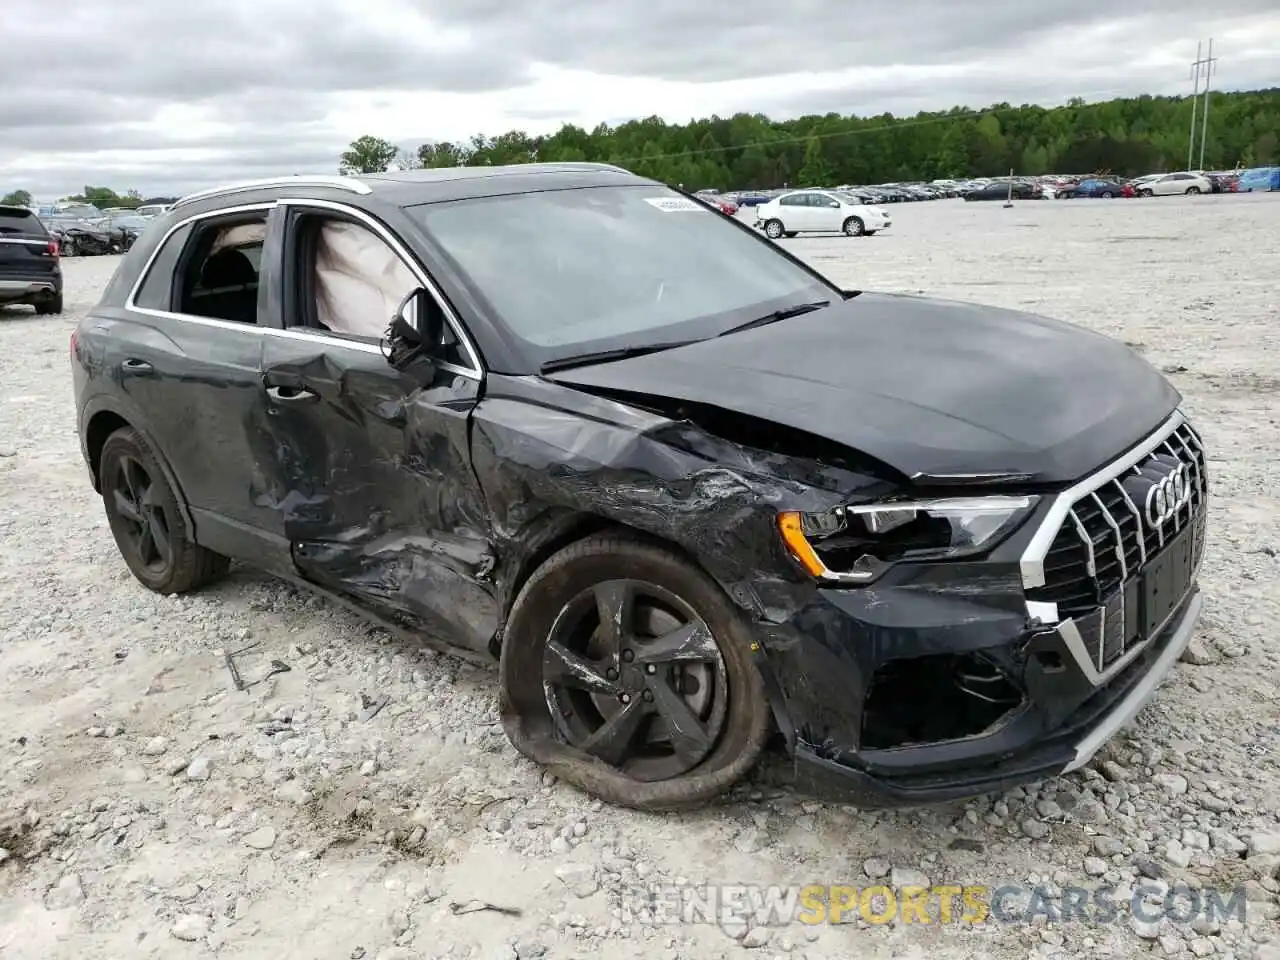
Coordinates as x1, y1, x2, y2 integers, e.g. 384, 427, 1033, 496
408, 184, 835, 363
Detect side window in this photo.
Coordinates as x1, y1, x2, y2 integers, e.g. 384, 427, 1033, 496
779, 194, 800, 207
132, 223, 193, 310
292, 214, 469, 367
175, 214, 268, 325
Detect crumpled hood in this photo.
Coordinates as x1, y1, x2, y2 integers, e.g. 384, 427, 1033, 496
546, 292, 1180, 485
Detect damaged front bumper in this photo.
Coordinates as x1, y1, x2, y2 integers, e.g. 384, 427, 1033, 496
755, 412, 1208, 807
774, 586, 1201, 806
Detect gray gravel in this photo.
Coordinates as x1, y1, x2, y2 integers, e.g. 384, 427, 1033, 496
1, 193, 1278, 960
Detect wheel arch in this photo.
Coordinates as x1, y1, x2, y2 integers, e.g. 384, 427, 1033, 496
84, 405, 196, 540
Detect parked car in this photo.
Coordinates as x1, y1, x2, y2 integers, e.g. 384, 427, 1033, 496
695, 194, 739, 217
731, 192, 773, 207
0, 205, 63, 314
1135, 172, 1212, 197
1204, 172, 1239, 193
71, 164, 1208, 810
1056, 178, 1127, 199
1236, 166, 1280, 192
45, 218, 121, 257
963, 181, 1042, 201
753, 189, 891, 238
134, 203, 172, 218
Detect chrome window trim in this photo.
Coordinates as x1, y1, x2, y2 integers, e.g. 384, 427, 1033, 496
1018, 409, 1187, 590
171, 176, 371, 210
122, 198, 483, 381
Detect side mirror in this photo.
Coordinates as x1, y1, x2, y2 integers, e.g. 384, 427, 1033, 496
385, 286, 441, 371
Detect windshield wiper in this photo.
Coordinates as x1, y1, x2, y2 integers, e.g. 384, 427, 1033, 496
539, 340, 699, 374
718, 300, 831, 337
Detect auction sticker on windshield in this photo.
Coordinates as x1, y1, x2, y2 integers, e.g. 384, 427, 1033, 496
644, 197, 706, 212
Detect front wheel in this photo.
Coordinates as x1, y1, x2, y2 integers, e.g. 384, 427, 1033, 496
61, 239, 77, 257
1139, 189, 1153, 198
1100, 191, 1114, 199
499, 534, 771, 810
763, 219, 784, 239
1185, 186, 1201, 195
842, 216, 865, 237
100, 427, 230, 594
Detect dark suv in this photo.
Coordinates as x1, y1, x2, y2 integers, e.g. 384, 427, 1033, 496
0, 205, 63, 315
71, 165, 1207, 810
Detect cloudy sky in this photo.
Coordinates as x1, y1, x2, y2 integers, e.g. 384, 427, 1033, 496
5, 0, 1278, 199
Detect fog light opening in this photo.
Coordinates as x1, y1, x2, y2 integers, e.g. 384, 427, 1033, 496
861, 652, 1024, 751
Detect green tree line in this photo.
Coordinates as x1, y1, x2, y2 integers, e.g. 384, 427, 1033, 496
340, 87, 1280, 189
0, 186, 174, 209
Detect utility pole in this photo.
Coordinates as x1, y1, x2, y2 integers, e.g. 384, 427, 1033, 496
1187, 41, 1202, 171
1199, 39, 1217, 171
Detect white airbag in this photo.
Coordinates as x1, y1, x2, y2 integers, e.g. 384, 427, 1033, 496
315, 221, 416, 338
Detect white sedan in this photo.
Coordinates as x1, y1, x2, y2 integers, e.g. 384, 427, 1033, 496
754, 189, 891, 238
1136, 172, 1213, 197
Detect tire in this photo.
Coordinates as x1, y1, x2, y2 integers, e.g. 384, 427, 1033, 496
99, 426, 230, 594
1100, 191, 1114, 199
763, 219, 784, 239
36, 293, 63, 316
62, 239, 77, 257
1139, 189, 1153, 198
1185, 186, 1201, 195
498, 533, 771, 811
842, 216, 865, 237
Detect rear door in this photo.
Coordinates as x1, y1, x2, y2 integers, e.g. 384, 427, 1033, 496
0, 207, 58, 296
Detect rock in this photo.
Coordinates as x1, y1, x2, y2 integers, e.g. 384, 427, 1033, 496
890, 867, 930, 888
142, 736, 169, 756
45, 874, 84, 909
1093, 837, 1125, 857
1180, 639, 1217, 665
1133, 857, 1165, 880
1164, 840, 1192, 868
1189, 939, 1215, 957
514, 939, 546, 959
1130, 915, 1163, 939
1100, 761, 1129, 782
169, 883, 201, 902
734, 827, 765, 854
171, 914, 211, 942
1248, 833, 1280, 857
1083, 857, 1108, 877
1153, 773, 1189, 795
243, 826, 276, 849
1035, 799, 1064, 818
553, 863, 599, 898
1021, 819, 1050, 840
741, 926, 772, 948
862, 857, 891, 880
186, 756, 212, 780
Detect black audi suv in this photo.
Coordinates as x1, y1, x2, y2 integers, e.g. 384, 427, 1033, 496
71, 164, 1207, 809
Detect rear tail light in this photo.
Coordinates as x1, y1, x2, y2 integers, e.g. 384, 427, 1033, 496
46, 240, 59, 258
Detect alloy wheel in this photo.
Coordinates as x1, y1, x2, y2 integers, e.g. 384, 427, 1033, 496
110, 454, 173, 574
541, 578, 729, 781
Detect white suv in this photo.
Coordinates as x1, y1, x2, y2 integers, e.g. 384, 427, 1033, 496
754, 190, 891, 238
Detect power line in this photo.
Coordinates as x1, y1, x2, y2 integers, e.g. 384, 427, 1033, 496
1188, 39, 1217, 169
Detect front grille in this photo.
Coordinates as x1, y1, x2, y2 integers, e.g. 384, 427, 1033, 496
1027, 421, 1207, 670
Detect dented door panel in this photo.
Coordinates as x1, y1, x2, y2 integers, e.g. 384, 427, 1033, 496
254, 336, 499, 651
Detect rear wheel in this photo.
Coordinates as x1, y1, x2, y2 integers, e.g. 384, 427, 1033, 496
763, 219, 784, 239
62, 239, 77, 257
1185, 186, 1201, 195
99, 427, 230, 594
36, 293, 63, 315
842, 216, 865, 237
1139, 189, 1153, 198
499, 534, 771, 810
1100, 191, 1114, 199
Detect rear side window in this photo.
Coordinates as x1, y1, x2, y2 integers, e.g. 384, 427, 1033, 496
132, 223, 193, 310
0, 208, 47, 237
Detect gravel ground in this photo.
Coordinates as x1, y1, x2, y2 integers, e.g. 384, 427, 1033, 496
1, 193, 1278, 960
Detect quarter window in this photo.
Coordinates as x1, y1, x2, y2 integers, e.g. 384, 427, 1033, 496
132, 223, 192, 310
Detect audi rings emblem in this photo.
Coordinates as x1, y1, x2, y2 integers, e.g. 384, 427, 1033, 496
1145, 463, 1192, 527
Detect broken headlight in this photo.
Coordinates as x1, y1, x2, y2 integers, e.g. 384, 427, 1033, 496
777, 496, 1039, 583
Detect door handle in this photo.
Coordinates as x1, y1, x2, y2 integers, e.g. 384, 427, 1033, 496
121, 358, 153, 374
265, 385, 319, 404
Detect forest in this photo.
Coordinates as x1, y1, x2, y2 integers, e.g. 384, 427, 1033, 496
340, 87, 1280, 190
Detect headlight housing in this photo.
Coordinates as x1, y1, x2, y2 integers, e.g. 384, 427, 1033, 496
777, 496, 1039, 583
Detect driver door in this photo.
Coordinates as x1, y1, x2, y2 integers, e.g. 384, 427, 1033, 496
812, 192, 843, 232
253, 201, 499, 652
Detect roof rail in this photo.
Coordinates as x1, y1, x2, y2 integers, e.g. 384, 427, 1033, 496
170, 175, 372, 209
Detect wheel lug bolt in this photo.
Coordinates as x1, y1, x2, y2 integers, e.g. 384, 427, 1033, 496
605, 668, 618, 680
620, 693, 631, 704
621, 649, 634, 662
642, 690, 654, 702
645, 664, 656, 674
